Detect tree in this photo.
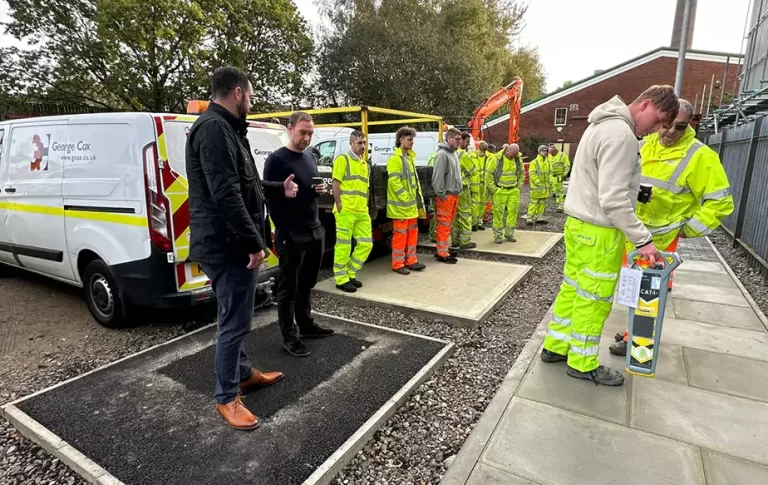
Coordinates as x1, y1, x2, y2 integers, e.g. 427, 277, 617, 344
315, 0, 545, 123
557, 80, 574, 91
3, 0, 314, 112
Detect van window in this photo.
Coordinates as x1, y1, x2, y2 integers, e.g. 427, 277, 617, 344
316, 140, 336, 167
7, 124, 67, 180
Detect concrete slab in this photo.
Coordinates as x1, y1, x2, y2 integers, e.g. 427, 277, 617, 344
482, 398, 705, 485
676, 260, 727, 274
518, 350, 630, 426
314, 257, 530, 326
466, 463, 539, 485
672, 269, 738, 289
684, 348, 768, 403
670, 283, 751, 308
702, 450, 768, 485
417, 230, 562, 260
8, 313, 452, 485
603, 311, 768, 363
632, 377, 768, 465
672, 298, 765, 331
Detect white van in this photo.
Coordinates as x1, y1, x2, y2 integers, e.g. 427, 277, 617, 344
313, 128, 474, 168
0, 112, 288, 327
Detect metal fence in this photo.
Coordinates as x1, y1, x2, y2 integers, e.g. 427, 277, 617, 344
705, 116, 768, 275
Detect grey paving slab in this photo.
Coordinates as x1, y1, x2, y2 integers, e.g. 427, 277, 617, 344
632, 377, 768, 465
702, 450, 768, 485
466, 463, 539, 485
314, 257, 530, 326
672, 269, 738, 289
672, 298, 765, 331
684, 348, 768, 403
482, 398, 705, 485
675, 260, 727, 274
603, 311, 768, 362
418, 229, 562, 260
670, 283, 751, 308
517, 349, 630, 426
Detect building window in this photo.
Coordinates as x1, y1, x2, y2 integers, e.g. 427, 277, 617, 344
555, 108, 568, 126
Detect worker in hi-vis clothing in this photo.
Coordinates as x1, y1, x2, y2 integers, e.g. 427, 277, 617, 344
610, 99, 734, 356
452, 132, 477, 249
331, 130, 374, 293
548, 144, 571, 212
485, 143, 525, 244
387, 127, 427, 275
483, 143, 498, 224
541, 85, 679, 386
526, 145, 551, 223
471, 141, 490, 231
431, 127, 463, 264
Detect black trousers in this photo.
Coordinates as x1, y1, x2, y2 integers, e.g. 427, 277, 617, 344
275, 228, 324, 340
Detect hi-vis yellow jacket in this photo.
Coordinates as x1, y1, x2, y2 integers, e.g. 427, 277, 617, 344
635, 126, 734, 249
386, 147, 425, 219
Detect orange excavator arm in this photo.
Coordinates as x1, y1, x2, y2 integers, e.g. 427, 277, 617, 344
467, 76, 523, 146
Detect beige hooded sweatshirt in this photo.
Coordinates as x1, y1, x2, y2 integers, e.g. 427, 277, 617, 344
564, 95, 653, 247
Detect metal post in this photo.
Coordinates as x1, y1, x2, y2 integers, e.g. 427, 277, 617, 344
674, 0, 693, 95
700, 85, 707, 113
706, 73, 716, 118
721, 56, 730, 106
694, 93, 699, 112
717, 126, 727, 156
733, 116, 763, 246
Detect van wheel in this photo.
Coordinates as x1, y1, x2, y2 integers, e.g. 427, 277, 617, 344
83, 260, 128, 328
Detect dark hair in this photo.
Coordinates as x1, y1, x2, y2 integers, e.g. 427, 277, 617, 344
395, 127, 416, 148
211, 66, 250, 100
289, 111, 312, 126
446, 127, 462, 138
461, 132, 471, 141
350, 130, 365, 140
488, 144, 497, 152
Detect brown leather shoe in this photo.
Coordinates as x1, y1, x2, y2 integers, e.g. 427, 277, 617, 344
216, 395, 260, 431
238, 369, 284, 393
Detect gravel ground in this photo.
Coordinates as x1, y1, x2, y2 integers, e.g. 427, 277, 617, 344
1, 186, 567, 485
709, 230, 768, 318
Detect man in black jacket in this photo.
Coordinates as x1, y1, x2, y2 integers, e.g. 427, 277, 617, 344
264, 111, 335, 358
186, 66, 298, 431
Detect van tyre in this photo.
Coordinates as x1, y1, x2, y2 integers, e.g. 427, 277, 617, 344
83, 260, 129, 328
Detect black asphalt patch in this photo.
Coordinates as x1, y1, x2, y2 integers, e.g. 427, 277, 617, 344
15, 314, 447, 485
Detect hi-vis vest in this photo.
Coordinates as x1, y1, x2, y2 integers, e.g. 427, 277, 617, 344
493, 154, 522, 188
549, 153, 567, 175
529, 155, 551, 197
386, 147, 424, 219
457, 148, 475, 189
636, 127, 734, 248
471, 152, 486, 185
332, 153, 370, 214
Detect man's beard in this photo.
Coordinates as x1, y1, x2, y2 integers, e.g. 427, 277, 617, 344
238, 99, 249, 119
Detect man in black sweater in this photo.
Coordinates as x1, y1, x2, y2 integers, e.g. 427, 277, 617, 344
186, 67, 298, 431
264, 112, 336, 357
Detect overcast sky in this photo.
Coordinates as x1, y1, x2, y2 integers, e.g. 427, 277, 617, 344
2, 0, 753, 93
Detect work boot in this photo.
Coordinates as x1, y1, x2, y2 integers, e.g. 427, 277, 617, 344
609, 340, 627, 356
283, 338, 310, 357
494, 238, 503, 244
393, 267, 410, 275
557, 208, 564, 213
477, 225, 486, 231
451, 243, 460, 249
299, 323, 335, 339
349, 278, 363, 288
506, 234, 517, 242
472, 225, 478, 232
526, 219, 535, 225
336, 281, 357, 293
239, 370, 284, 393
435, 255, 458, 264
537, 217, 550, 224
460, 242, 477, 250
407, 262, 426, 271
566, 365, 625, 386
216, 395, 260, 431
449, 248, 458, 257
540, 349, 567, 363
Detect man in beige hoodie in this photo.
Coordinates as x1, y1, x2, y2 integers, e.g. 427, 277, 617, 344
541, 85, 679, 387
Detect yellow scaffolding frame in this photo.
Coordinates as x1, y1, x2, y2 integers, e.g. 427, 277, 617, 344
247, 106, 444, 159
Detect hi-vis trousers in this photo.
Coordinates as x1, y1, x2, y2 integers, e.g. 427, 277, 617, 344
392, 218, 419, 270
543, 217, 625, 372
333, 211, 373, 285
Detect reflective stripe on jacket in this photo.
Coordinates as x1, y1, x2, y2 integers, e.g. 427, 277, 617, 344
332, 153, 370, 214
529, 155, 551, 198
485, 153, 524, 194
549, 152, 571, 175
386, 147, 424, 219
636, 126, 734, 246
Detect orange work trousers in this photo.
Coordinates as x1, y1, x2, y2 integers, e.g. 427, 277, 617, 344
620, 236, 679, 343
392, 218, 419, 270
435, 195, 459, 258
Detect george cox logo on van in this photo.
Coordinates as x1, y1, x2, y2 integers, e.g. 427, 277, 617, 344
29, 134, 51, 172
50, 139, 96, 162
374, 146, 393, 153
253, 149, 273, 157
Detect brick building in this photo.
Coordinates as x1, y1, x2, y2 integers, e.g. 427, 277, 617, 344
483, 47, 742, 161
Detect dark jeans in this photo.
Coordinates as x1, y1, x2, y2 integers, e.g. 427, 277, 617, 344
275, 230, 324, 341
201, 262, 257, 405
